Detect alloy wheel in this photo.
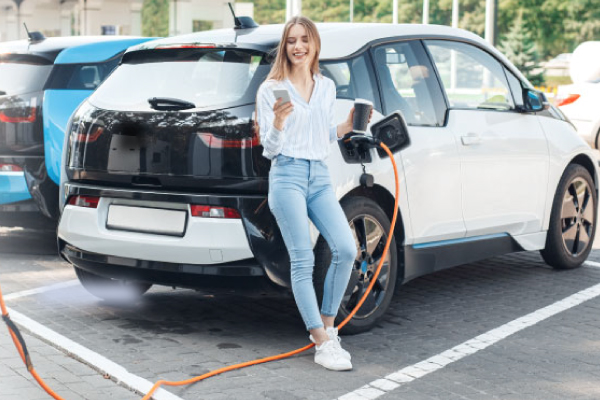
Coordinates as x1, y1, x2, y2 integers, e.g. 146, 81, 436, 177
561, 177, 594, 257
342, 214, 391, 319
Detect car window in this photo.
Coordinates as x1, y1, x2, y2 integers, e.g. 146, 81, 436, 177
371, 40, 446, 126
504, 68, 524, 108
320, 54, 380, 111
0, 54, 53, 96
45, 56, 121, 90
89, 48, 269, 112
425, 40, 514, 111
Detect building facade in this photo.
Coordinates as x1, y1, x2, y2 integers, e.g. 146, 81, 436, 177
0, 0, 253, 42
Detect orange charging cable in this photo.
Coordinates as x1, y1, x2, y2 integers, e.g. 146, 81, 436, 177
1, 143, 399, 400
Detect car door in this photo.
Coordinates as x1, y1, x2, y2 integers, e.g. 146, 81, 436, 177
424, 40, 549, 237
370, 40, 466, 245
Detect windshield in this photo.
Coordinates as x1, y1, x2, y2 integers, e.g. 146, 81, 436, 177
90, 48, 270, 112
0, 55, 52, 96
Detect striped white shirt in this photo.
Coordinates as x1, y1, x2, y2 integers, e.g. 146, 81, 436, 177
256, 74, 338, 161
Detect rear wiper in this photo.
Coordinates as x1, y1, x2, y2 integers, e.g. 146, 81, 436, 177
148, 97, 196, 111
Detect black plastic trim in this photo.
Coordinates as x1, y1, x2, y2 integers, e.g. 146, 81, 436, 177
403, 235, 524, 284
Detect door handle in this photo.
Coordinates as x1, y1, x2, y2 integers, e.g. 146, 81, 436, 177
461, 133, 481, 146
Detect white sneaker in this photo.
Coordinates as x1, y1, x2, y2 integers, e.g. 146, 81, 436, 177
314, 339, 353, 371
326, 327, 351, 361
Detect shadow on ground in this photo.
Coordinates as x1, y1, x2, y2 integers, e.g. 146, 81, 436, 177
0, 212, 58, 255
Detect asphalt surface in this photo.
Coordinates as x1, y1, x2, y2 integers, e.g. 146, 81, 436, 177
1, 212, 600, 399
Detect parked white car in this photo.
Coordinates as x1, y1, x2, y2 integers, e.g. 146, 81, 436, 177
58, 22, 598, 333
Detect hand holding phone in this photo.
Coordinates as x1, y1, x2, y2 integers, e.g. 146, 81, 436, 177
272, 89, 293, 131
273, 89, 291, 105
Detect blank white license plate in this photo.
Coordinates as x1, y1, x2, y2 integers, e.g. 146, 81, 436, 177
106, 205, 186, 236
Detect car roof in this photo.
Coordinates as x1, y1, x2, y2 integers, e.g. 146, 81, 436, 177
54, 37, 159, 64
130, 23, 488, 58
127, 22, 528, 84
0, 36, 149, 63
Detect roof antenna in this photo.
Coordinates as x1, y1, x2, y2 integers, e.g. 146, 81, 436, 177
23, 23, 45, 42
227, 2, 258, 30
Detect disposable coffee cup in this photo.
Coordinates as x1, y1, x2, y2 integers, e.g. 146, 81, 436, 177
352, 98, 373, 134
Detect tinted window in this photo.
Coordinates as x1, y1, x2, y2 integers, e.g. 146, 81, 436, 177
45, 56, 121, 90
90, 48, 269, 112
425, 40, 514, 111
0, 54, 52, 96
321, 54, 380, 111
372, 40, 446, 126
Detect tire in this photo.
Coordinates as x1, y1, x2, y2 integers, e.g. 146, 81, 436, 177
541, 164, 597, 269
314, 196, 398, 335
74, 267, 152, 301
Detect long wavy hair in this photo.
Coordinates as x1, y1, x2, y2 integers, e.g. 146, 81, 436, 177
266, 16, 321, 81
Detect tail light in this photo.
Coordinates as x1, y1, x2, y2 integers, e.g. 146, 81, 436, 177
74, 126, 104, 143
190, 205, 240, 219
67, 195, 100, 208
556, 94, 580, 107
197, 131, 260, 148
0, 164, 23, 172
0, 107, 36, 123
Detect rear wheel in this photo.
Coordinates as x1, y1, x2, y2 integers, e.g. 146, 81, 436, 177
541, 164, 597, 269
315, 196, 397, 335
74, 267, 152, 301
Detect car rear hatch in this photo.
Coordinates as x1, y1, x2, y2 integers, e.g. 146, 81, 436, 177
0, 53, 52, 159
66, 45, 273, 194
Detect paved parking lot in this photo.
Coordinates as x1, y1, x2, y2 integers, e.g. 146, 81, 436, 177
2, 213, 600, 399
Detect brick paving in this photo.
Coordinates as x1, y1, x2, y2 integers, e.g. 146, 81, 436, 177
2, 213, 600, 399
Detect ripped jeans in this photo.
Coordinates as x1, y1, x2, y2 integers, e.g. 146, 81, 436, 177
268, 154, 356, 331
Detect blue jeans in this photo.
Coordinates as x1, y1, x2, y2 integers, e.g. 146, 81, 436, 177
268, 154, 357, 331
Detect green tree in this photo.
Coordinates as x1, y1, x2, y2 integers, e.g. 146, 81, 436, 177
498, 10, 544, 85
142, 0, 169, 37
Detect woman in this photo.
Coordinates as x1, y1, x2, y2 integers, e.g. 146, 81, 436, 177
256, 16, 368, 371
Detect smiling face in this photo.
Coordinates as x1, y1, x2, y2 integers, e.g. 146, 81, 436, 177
285, 23, 315, 70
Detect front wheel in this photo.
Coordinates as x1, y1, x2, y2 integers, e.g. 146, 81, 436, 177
75, 267, 152, 301
315, 196, 398, 335
541, 164, 597, 269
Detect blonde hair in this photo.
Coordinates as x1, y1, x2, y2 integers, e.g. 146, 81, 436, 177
266, 16, 321, 81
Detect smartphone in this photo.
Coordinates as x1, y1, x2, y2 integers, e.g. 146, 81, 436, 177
273, 89, 291, 105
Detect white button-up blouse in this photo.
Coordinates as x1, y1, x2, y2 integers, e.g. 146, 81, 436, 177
256, 74, 338, 161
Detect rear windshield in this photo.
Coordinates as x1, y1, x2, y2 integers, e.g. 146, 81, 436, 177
90, 48, 270, 112
45, 55, 121, 90
0, 54, 52, 96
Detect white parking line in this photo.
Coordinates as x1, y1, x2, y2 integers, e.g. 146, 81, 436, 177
4, 280, 79, 301
6, 306, 184, 400
4, 282, 184, 400
337, 279, 600, 400
584, 260, 600, 269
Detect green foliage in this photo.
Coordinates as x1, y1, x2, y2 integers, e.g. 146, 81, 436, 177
142, 0, 169, 37
498, 10, 544, 85
194, 0, 600, 60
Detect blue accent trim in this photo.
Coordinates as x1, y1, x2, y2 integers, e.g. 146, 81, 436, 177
412, 233, 510, 250
0, 173, 31, 205
54, 38, 157, 64
43, 90, 91, 184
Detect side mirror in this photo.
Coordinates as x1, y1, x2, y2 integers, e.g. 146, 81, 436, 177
521, 88, 547, 112
370, 111, 411, 159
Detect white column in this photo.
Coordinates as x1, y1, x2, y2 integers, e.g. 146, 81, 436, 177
422, 0, 429, 24
286, 0, 302, 21
350, 0, 353, 22
484, 0, 495, 45
450, 0, 459, 90
393, 0, 398, 24
130, 1, 142, 36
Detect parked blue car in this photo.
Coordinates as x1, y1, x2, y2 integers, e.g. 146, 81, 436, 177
0, 35, 156, 218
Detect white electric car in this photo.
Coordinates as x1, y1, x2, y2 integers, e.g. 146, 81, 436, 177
58, 21, 598, 333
